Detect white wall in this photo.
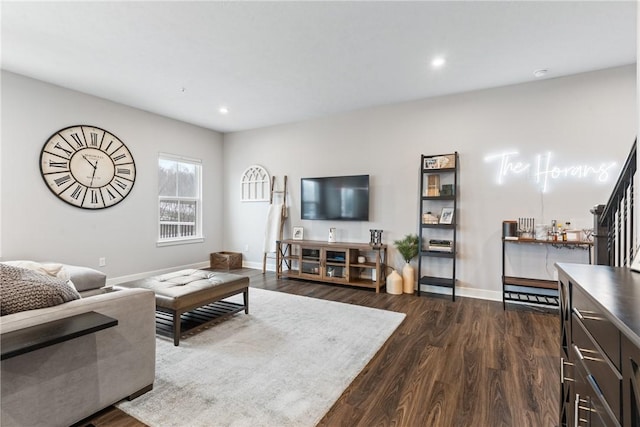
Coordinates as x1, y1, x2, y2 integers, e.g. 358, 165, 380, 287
2, 66, 636, 295
1, 71, 225, 278
224, 65, 637, 299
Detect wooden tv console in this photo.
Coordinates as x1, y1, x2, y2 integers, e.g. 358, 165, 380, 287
275, 239, 387, 292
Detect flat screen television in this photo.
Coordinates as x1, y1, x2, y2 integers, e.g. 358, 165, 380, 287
301, 175, 369, 221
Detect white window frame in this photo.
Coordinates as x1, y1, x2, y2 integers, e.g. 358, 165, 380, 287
157, 153, 204, 246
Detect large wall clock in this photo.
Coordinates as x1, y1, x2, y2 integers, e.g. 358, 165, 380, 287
40, 125, 136, 209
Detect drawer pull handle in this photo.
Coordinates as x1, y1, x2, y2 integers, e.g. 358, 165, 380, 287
560, 358, 574, 383
573, 344, 604, 363
575, 393, 591, 426
573, 307, 601, 321
573, 344, 586, 361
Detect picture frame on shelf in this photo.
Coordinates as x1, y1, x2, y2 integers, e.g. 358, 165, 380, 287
292, 226, 304, 240
439, 207, 454, 224
437, 154, 456, 169
423, 157, 439, 169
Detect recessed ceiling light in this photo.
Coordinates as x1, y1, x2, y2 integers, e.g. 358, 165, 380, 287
219, 106, 229, 115
533, 69, 548, 78
431, 57, 446, 68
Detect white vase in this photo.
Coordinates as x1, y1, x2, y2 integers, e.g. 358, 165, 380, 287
402, 262, 415, 294
386, 270, 403, 295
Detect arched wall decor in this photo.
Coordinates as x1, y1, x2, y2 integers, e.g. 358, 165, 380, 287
240, 165, 270, 202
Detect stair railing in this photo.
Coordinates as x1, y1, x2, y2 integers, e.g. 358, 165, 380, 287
593, 138, 637, 266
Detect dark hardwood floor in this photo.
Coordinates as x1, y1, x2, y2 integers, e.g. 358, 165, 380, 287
81, 268, 559, 427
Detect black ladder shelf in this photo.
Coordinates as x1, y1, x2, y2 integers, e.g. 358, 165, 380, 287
417, 152, 459, 300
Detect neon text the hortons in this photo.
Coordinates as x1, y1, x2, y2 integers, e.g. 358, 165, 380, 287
484, 151, 616, 192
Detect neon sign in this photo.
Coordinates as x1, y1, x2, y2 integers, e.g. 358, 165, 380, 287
484, 151, 616, 192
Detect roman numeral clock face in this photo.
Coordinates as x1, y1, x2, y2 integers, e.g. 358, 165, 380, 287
40, 125, 136, 209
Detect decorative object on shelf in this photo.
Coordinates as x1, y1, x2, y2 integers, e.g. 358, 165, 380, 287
517, 217, 535, 239
292, 226, 304, 240
40, 125, 136, 209
357, 255, 366, 264
534, 224, 548, 240
550, 219, 559, 241
439, 207, 454, 224
565, 229, 581, 241
369, 229, 383, 247
422, 211, 438, 224
386, 269, 403, 295
393, 234, 419, 294
426, 175, 440, 196
503, 220, 518, 240
328, 227, 336, 243
440, 184, 454, 196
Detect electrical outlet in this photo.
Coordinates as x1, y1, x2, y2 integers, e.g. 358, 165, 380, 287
244, 244, 249, 252
99, 257, 106, 267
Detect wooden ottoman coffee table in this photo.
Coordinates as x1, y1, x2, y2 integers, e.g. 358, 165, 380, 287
117, 269, 249, 346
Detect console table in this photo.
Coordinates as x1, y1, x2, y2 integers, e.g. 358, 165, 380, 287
1, 311, 117, 360
502, 238, 592, 309
276, 240, 387, 292
557, 263, 640, 426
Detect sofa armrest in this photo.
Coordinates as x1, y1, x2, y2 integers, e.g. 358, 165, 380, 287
0, 288, 152, 332
1, 288, 156, 427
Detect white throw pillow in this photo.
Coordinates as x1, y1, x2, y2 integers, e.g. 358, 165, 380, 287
1, 260, 76, 291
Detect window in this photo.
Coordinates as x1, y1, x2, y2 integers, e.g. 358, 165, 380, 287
158, 154, 203, 245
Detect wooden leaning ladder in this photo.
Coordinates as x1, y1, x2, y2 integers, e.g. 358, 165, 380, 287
262, 175, 288, 273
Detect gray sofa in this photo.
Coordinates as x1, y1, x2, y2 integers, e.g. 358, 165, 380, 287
0, 263, 156, 427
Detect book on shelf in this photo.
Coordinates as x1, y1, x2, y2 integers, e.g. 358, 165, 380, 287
427, 239, 453, 252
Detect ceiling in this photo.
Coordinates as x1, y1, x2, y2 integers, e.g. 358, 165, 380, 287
1, 1, 637, 133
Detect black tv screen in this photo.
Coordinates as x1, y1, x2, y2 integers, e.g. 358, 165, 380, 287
301, 175, 369, 221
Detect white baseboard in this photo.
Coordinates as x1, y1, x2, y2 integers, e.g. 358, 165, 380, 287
417, 284, 502, 302
108, 261, 502, 303
243, 260, 274, 271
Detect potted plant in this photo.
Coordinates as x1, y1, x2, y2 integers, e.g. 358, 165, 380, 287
393, 234, 419, 294
394, 234, 419, 263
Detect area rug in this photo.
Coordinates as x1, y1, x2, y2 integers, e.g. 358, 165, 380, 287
117, 288, 405, 427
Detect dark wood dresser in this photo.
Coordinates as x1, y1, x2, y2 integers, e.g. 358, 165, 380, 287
557, 263, 640, 427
